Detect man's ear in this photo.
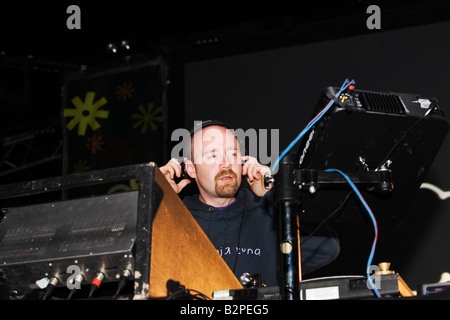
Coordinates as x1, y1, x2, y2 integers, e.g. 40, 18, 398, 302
184, 159, 197, 179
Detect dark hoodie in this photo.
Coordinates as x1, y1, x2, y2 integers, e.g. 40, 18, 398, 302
183, 188, 340, 287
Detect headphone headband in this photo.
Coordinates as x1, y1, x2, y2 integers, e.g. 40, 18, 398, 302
188, 120, 234, 136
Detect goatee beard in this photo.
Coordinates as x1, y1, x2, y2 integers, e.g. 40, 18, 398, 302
214, 169, 239, 198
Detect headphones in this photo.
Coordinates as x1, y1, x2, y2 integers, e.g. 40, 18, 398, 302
188, 120, 234, 136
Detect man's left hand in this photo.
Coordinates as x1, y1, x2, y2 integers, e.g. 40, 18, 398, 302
242, 155, 273, 197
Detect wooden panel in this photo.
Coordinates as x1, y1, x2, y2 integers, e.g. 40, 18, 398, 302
148, 166, 243, 298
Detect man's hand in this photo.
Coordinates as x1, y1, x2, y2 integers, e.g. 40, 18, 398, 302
242, 155, 273, 197
159, 158, 191, 194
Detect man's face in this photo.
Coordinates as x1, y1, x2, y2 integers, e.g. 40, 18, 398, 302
190, 126, 242, 199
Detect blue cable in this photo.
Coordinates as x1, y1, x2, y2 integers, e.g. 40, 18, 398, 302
325, 168, 382, 298
270, 78, 382, 297
271, 78, 355, 173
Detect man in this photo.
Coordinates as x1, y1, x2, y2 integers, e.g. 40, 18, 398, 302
160, 121, 339, 287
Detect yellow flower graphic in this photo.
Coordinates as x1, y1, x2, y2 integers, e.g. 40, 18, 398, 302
115, 82, 135, 101
131, 102, 163, 134
64, 92, 109, 136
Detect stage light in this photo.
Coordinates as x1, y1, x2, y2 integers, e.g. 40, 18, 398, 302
107, 43, 118, 53
121, 40, 131, 50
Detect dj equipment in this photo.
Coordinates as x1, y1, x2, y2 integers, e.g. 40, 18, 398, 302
0, 163, 162, 299
0, 191, 138, 294
269, 84, 449, 300
213, 275, 400, 300
420, 281, 450, 296
213, 264, 415, 300
0, 162, 241, 300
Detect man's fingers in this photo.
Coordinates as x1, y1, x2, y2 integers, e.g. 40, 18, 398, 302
177, 179, 191, 192
241, 155, 257, 176
163, 159, 183, 179
160, 161, 182, 180
247, 165, 262, 182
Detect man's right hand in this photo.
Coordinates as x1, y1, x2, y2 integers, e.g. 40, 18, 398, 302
159, 158, 191, 194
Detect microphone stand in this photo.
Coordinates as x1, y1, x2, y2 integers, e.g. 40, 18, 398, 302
270, 152, 393, 300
